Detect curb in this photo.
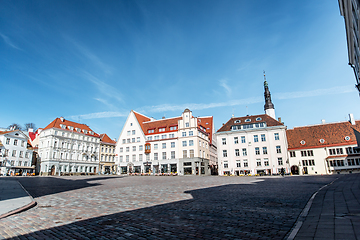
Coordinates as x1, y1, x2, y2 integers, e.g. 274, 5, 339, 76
286, 178, 339, 240
0, 181, 37, 219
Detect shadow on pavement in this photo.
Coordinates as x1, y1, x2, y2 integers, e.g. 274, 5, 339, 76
10, 176, 124, 198
9, 175, 341, 240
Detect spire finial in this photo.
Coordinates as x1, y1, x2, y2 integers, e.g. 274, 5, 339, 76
263, 70, 268, 87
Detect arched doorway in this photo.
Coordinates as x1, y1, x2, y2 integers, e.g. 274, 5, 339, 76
291, 165, 299, 175
50, 165, 56, 176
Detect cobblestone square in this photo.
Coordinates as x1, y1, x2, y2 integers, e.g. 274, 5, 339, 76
0, 175, 339, 239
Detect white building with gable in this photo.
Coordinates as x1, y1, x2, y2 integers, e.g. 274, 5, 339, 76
115, 109, 216, 175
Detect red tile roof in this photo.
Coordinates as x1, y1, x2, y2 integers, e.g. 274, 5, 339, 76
287, 121, 360, 150
198, 116, 214, 144
133, 111, 152, 133
217, 114, 284, 133
43, 118, 100, 138
100, 133, 116, 144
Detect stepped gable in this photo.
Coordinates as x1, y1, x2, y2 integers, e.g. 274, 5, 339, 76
100, 133, 116, 144
143, 117, 182, 135
217, 114, 283, 133
198, 116, 214, 144
43, 118, 100, 137
287, 120, 360, 150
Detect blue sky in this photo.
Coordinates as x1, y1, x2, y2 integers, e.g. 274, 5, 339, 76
1, 0, 358, 140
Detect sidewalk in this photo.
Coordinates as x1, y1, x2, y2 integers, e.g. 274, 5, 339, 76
0, 179, 36, 219
289, 173, 360, 240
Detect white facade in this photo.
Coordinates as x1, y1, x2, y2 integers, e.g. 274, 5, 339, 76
216, 115, 288, 176
0, 130, 34, 176
38, 118, 100, 176
115, 109, 215, 175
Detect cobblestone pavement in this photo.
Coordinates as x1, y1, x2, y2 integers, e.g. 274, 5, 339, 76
0, 175, 340, 239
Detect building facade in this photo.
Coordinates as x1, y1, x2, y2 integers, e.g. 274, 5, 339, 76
115, 109, 216, 175
37, 117, 100, 176
339, 0, 360, 94
99, 133, 117, 174
287, 114, 360, 175
216, 77, 288, 176
0, 130, 34, 176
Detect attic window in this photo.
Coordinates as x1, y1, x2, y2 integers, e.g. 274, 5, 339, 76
234, 120, 241, 124
300, 140, 306, 145
148, 129, 155, 134
345, 136, 351, 141
319, 139, 325, 143
159, 127, 166, 132
76, 128, 81, 132
15, 133, 19, 136
83, 130, 88, 134
60, 124, 66, 129
245, 119, 251, 122
68, 126, 74, 130
256, 117, 262, 121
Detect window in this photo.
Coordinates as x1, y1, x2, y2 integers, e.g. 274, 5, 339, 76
139, 145, 143, 151
254, 135, 258, 142
234, 137, 238, 144
21, 141, 25, 147
236, 161, 241, 168
307, 150, 313, 156
122, 139, 126, 144
154, 153, 158, 160
25, 152, 29, 158
182, 141, 187, 147
222, 138, 226, 145
256, 159, 261, 166
132, 130, 136, 135
329, 149, 336, 155
132, 155, 136, 162
132, 146, 136, 151
12, 150, 16, 157
126, 155, 129, 162
169, 133, 175, 138
162, 134, 167, 139
162, 152, 166, 160
185, 122, 189, 127
263, 147, 268, 154
243, 159, 248, 167
301, 150, 307, 157
242, 148, 247, 156
261, 134, 266, 142
126, 147, 129, 152
159, 127, 165, 132
223, 150, 227, 157
235, 149, 240, 156
256, 117, 262, 121
127, 131, 131, 136
245, 119, 251, 122
189, 131, 193, 136
137, 137, 140, 142
302, 160, 308, 166
6, 138, 10, 144
336, 148, 343, 154
255, 147, 260, 155
224, 161, 228, 168
162, 143, 166, 149
276, 146, 281, 153
127, 139, 130, 143
19, 151, 23, 158
148, 129, 155, 134
241, 136, 246, 143
274, 133, 279, 140
182, 132, 186, 137
278, 158, 283, 165
139, 154, 143, 161
309, 159, 315, 166
120, 147, 123, 153
189, 140, 194, 146
171, 142, 175, 148
190, 149, 194, 158
147, 136, 153, 141
183, 150, 187, 158
132, 138, 135, 143
171, 151, 175, 159
290, 151, 296, 157
170, 126, 177, 131
14, 139, 18, 146
154, 144, 158, 150
264, 158, 269, 166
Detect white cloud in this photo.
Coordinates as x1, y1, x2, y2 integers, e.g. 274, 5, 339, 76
219, 79, 231, 96
0, 33, 22, 50
68, 111, 128, 120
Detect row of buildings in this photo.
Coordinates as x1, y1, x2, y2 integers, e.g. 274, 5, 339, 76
1, 77, 359, 176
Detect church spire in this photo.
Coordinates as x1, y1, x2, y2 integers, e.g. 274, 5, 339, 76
263, 71, 276, 119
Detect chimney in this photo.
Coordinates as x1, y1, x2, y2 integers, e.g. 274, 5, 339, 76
349, 113, 356, 125
278, 117, 282, 123
321, 119, 325, 124
231, 114, 234, 118
28, 128, 33, 133
60, 117, 65, 122
162, 116, 165, 119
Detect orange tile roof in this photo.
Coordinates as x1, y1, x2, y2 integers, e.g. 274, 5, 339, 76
217, 114, 284, 133
43, 118, 100, 138
287, 121, 360, 150
143, 117, 182, 135
133, 111, 152, 133
198, 116, 214, 144
100, 133, 116, 144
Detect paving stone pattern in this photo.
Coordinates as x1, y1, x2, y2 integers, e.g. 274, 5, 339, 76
0, 175, 339, 240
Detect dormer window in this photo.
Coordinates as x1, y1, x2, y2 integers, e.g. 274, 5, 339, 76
148, 129, 155, 134
76, 128, 81, 132
83, 129, 88, 134
256, 117, 262, 121
60, 124, 66, 129
170, 126, 177, 131
345, 136, 351, 141
234, 120, 241, 124
159, 127, 166, 132
319, 139, 325, 143
245, 119, 251, 122
300, 140, 306, 145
